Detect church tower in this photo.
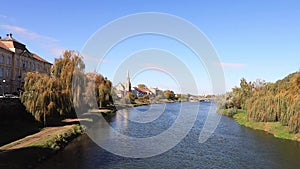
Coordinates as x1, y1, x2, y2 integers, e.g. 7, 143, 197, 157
125, 70, 131, 92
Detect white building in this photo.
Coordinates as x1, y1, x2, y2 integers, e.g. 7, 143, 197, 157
113, 70, 131, 98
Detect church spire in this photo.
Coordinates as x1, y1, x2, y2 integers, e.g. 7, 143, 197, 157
126, 70, 130, 79
125, 70, 131, 92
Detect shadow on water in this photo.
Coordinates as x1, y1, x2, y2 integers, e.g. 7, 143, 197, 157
35, 102, 300, 169
0, 147, 54, 169
4, 102, 300, 169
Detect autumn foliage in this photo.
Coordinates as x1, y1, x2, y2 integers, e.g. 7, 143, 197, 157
219, 72, 300, 133
20, 50, 113, 126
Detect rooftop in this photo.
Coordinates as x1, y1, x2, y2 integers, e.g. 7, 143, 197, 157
0, 33, 23, 43
0, 33, 51, 64
32, 53, 51, 64
0, 33, 26, 51
0, 41, 11, 51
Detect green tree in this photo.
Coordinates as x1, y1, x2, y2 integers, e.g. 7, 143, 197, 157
164, 90, 175, 100
21, 50, 114, 126
138, 84, 146, 88
21, 50, 85, 126
220, 72, 300, 133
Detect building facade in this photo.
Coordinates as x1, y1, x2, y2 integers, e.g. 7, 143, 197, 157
0, 33, 52, 94
114, 82, 125, 98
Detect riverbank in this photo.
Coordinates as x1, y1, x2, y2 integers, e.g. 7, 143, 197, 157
0, 124, 84, 169
223, 109, 300, 142
0, 104, 142, 168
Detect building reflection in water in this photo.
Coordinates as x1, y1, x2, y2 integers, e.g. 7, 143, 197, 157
115, 108, 129, 130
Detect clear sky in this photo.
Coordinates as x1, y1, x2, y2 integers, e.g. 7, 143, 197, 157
0, 0, 299, 94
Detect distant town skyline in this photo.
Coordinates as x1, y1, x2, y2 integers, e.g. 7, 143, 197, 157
1, 1, 300, 94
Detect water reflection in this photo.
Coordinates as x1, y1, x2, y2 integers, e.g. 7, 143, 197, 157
37, 102, 300, 169
115, 108, 129, 129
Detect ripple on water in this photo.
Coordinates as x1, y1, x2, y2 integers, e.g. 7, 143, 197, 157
36, 102, 300, 169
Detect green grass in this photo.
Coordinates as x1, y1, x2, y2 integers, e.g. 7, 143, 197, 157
27, 124, 83, 150
232, 110, 300, 141
0, 124, 83, 151
0, 124, 84, 169
230, 109, 246, 123
218, 108, 241, 117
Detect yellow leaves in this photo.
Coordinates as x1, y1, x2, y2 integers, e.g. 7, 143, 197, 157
21, 50, 114, 125
220, 72, 300, 132
20, 50, 86, 125
245, 72, 300, 132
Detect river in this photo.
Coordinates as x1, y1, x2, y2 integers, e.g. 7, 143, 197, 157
36, 102, 300, 169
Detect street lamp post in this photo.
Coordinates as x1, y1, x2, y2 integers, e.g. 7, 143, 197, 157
2, 79, 5, 96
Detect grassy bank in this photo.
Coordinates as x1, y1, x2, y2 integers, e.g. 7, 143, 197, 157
231, 110, 300, 142
0, 124, 84, 169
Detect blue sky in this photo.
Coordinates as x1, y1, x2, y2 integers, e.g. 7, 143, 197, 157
0, 1, 299, 94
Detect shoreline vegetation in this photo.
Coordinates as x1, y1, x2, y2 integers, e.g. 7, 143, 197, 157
217, 71, 300, 142
8, 49, 300, 167
0, 99, 203, 168
219, 109, 300, 142
0, 124, 83, 151
0, 124, 84, 169
19, 50, 212, 127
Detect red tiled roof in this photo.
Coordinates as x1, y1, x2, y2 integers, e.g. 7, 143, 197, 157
0, 41, 11, 51
1, 34, 51, 64
133, 87, 152, 93
32, 53, 51, 64
1, 35, 23, 44
1, 41, 14, 48
0, 36, 24, 49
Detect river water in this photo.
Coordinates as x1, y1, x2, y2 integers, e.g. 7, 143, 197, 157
36, 102, 300, 169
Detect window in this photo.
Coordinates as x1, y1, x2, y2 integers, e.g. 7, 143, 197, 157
0, 55, 4, 64
0, 68, 3, 77
6, 68, 11, 78
7, 56, 11, 65
15, 58, 18, 67
22, 60, 25, 69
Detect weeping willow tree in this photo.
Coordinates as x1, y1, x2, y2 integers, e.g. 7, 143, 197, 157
85, 72, 113, 108
245, 72, 300, 133
217, 78, 254, 110
21, 50, 114, 126
21, 50, 86, 126
220, 72, 300, 133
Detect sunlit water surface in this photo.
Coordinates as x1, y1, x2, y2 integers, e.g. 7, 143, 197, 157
36, 102, 300, 169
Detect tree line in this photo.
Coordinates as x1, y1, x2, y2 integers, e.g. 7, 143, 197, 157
218, 72, 300, 133
20, 50, 113, 126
